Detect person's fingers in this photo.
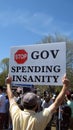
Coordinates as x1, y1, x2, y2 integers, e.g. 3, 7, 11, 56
8, 73, 10, 77
5, 75, 12, 85
63, 74, 66, 79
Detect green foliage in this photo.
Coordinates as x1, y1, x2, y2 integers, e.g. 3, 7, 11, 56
0, 71, 7, 86
0, 58, 9, 72
34, 85, 62, 97
0, 58, 9, 86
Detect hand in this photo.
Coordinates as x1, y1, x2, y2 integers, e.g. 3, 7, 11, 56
62, 74, 70, 87
5, 75, 12, 84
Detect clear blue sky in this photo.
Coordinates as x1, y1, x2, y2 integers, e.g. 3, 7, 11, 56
0, 0, 73, 61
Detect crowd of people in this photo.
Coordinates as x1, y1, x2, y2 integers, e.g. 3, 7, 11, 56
0, 75, 73, 130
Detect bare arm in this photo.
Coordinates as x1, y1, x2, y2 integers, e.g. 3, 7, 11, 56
48, 75, 70, 114
5, 76, 14, 102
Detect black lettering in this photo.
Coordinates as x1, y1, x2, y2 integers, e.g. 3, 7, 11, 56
22, 66, 26, 72
50, 50, 59, 58
28, 76, 34, 82
53, 76, 59, 82
22, 75, 27, 82
35, 66, 41, 72
41, 75, 45, 82
13, 75, 22, 81
41, 50, 49, 59
28, 66, 34, 72
46, 66, 53, 72
12, 75, 16, 81
34, 75, 41, 82
54, 65, 61, 72
47, 75, 53, 82
31, 51, 39, 59
16, 66, 21, 72
11, 66, 16, 72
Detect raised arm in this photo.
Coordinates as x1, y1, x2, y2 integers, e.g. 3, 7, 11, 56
5, 75, 14, 102
48, 74, 70, 114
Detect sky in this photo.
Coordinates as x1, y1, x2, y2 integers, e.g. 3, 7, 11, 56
0, 0, 73, 61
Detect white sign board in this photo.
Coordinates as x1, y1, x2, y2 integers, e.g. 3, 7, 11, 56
9, 42, 66, 86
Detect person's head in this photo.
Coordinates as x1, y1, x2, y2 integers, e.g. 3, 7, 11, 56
45, 94, 50, 103
22, 92, 38, 111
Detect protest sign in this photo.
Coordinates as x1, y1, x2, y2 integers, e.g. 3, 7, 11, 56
9, 42, 66, 86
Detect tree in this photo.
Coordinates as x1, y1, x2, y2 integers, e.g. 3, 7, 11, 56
40, 33, 73, 89
0, 58, 9, 72
0, 58, 9, 86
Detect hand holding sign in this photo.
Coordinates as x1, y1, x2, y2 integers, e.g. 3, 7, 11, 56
5, 74, 12, 85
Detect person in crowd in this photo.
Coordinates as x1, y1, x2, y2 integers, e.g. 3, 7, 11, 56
0, 86, 6, 130
66, 92, 73, 130
4, 94, 9, 129
5, 74, 70, 130
61, 105, 71, 130
42, 93, 52, 130
42, 93, 51, 109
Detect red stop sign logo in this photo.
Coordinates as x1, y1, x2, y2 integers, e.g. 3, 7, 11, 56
14, 49, 28, 64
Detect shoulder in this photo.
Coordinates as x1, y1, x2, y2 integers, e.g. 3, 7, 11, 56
10, 98, 21, 117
